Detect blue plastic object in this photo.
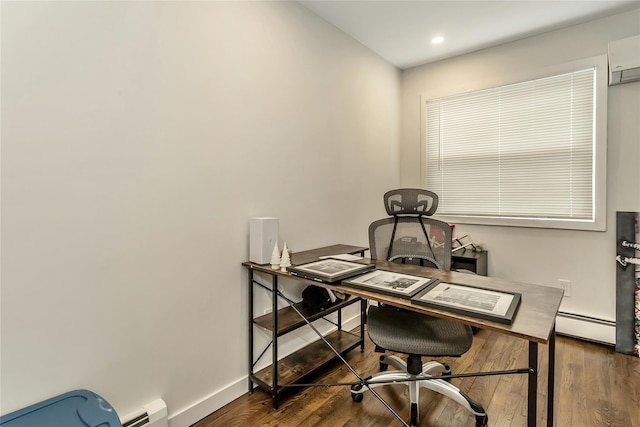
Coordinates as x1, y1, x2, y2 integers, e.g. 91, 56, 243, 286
0, 389, 121, 427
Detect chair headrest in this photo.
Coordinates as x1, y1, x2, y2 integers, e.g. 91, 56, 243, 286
384, 188, 438, 217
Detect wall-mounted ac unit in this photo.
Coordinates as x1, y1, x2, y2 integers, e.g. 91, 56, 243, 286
608, 35, 640, 85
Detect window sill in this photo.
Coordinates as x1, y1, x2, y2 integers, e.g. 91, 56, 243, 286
435, 214, 606, 232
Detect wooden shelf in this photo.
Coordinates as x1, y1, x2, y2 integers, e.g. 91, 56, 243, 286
243, 244, 368, 274
252, 330, 361, 389
253, 295, 361, 336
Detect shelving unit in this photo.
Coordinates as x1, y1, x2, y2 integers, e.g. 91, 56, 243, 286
243, 244, 368, 409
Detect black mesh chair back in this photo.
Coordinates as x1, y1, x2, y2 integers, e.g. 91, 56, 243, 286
369, 216, 452, 270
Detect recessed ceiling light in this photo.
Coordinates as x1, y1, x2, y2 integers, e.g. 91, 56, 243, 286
431, 36, 444, 44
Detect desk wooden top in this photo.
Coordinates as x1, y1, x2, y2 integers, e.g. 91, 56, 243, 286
242, 244, 369, 269
243, 244, 563, 345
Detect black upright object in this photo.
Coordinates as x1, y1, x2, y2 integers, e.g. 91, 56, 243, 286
528, 342, 538, 427
547, 325, 556, 427
616, 211, 638, 354
452, 249, 488, 275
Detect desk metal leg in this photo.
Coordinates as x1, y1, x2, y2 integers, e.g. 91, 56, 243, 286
547, 325, 556, 427
271, 274, 279, 410
360, 299, 366, 352
528, 341, 538, 427
248, 270, 254, 393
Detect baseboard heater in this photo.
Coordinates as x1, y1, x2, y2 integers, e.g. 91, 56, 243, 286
122, 398, 168, 427
556, 311, 616, 345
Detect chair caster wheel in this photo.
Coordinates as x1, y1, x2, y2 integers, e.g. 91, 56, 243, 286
410, 403, 418, 426
476, 414, 488, 426
441, 363, 452, 381
350, 383, 363, 402
379, 355, 388, 371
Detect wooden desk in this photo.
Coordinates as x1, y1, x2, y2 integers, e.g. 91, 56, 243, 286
244, 245, 563, 427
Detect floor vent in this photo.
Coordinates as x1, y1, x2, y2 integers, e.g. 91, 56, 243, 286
122, 399, 168, 427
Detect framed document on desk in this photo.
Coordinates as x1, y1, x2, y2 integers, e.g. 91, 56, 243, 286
287, 259, 374, 283
412, 281, 521, 324
342, 270, 436, 299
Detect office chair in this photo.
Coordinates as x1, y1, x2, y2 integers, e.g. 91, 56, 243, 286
351, 189, 488, 426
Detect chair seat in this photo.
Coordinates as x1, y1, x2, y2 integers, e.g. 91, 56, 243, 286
368, 305, 473, 356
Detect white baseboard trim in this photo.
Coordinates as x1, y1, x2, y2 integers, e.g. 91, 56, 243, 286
556, 311, 616, 345
168, 313, 363, 427
168, 377, 246, 427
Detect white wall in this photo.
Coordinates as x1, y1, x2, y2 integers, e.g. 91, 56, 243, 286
3, 1, 637, 422
400, 10, 640, 331
0, 1, 399, 424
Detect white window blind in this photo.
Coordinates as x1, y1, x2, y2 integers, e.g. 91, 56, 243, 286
426, 68, 596, 222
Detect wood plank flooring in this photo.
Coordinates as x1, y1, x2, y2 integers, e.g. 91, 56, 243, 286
193, 328, 640, 427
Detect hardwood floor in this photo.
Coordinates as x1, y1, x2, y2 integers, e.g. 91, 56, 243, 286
193, 328, 640, 427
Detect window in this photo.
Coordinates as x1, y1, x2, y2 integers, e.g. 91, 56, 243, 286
423, 56, 607, 231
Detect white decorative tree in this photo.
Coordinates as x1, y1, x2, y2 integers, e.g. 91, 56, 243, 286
280, 242, 291, 272
270, 241, 280, 270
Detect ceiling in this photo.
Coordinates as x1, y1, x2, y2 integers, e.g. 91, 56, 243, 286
299, 0, 640, 69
